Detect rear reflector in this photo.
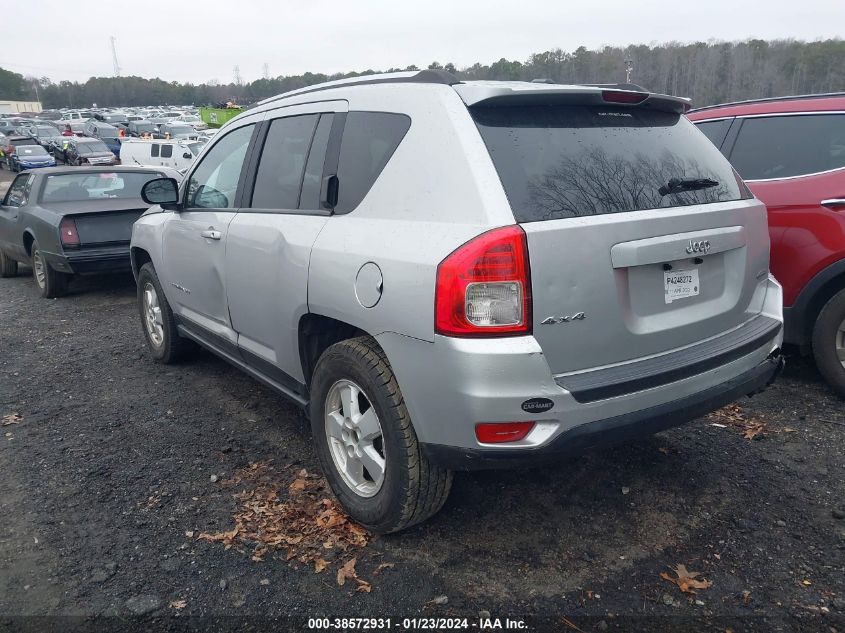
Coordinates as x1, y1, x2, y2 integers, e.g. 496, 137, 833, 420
59, 218, 80, 248
475, 422, 535, 444
601, 89, 648, 105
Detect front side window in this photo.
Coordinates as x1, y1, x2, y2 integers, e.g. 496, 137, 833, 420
186, 124, 254, 209
161, 144, 173, 158
250, 114, 318, 209
730, 114, 845, 180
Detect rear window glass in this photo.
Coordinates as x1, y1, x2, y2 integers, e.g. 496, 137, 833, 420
472, 105, 743, 222
335, 112, 411, 214
42, 172, 160, 202
250, 114, 318, 209
729, 114, 845, 180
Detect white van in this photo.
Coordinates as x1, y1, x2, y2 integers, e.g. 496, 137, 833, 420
119, 138, 205, 170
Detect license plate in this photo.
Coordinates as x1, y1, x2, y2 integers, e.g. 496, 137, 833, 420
664, 268, 700, 304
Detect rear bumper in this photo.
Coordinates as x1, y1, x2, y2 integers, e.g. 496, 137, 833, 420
44, 246, 132, 275
421, 352, 783, 470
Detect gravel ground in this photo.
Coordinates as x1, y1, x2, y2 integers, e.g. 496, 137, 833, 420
0, 257, 844, 632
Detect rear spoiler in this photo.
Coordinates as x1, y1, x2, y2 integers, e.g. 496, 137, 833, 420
454, 83, 691, 114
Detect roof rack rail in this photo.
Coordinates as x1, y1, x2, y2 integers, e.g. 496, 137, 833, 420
258, 69, 461, 106
688, 91, 845, 113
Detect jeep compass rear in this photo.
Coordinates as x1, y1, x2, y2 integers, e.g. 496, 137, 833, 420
131, 72, 783, 533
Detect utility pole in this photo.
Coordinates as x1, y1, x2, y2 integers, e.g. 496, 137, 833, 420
233, 65, 243, 86
624, 59, 634, 84
262, 63, 269, 80
110, 36, 122, 76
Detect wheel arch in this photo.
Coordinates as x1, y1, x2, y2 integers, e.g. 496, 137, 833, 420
786, 258, 845, 351
298, 313, 372, 389
22, 230, 35, 256
130, 246, 153, 280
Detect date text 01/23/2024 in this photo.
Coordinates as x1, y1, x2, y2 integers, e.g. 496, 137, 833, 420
306, 617, 528, 630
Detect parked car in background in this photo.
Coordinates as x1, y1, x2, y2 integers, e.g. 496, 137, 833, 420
23, 124, 65, 149
173, 114, 208, 130
119, 138, 203, 170
8, 145, 56, 171
82, 121, 122, 156
1, 135, 39, 170
0, 167, 181, 297
152, 123, 200, 140
128, 120, 157, 137
56, 111, 92, 127
53, 137, 118, 166
689, 93, 845, 395
94, 112, 129, 126
131, 71, 784, 532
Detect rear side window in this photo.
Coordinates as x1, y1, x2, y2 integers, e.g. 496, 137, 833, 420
729, 114, 845, 180
335, 112, 411, 214
472, 105, 743, 222
161, 144, 173, 158
299, 114, 334, 210
151, 144, 159, 158
694, 118, 732, 149
250, 114, 318, 209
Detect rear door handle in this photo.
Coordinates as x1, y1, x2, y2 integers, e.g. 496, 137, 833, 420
821, 198, 845, 209
200, 229, 222, 240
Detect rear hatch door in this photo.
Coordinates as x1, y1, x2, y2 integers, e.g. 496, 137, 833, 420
467, 91, 770, 376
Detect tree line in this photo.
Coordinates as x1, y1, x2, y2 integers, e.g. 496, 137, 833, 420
2, 38, 843, 110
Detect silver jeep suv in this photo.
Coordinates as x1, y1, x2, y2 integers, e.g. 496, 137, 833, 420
131, 70, 784, 532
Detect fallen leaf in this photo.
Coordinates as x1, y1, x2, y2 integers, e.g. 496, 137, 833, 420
169, 599, 187, 610
658, 447, 670, 455
373, 562, 394, 575
802, 579, 812, 586
660, 564, 713, 594
741, 590, 751, 605
289, 479, 307, 492
184, 531, 194, 538
355, 578, 372, 593
337, 558, 358, 587
2, 413, 22, 426
314, 558, 329, 573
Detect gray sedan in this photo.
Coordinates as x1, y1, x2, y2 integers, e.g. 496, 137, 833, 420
0, 166, 180, 297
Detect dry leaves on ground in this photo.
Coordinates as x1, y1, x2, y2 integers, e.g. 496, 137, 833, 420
196, 460, 376, 590
169, 599, 187, 610
660, 564, 713, 594
708, 404, 766, 440
2, 413, 22, 426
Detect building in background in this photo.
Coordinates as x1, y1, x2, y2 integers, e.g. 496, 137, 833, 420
0, 100, 42, 114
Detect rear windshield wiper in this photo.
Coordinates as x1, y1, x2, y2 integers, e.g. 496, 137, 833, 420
658, 177, 719, 197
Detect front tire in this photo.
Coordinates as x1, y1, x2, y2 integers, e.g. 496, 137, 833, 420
310, 336, 453, 533
0, 248, 18, 277
812, 287, 845, 397
137, 262, 193, 363
31, 242, 69, 298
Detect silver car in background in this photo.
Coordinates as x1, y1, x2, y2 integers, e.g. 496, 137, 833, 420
130, 70, 784, 532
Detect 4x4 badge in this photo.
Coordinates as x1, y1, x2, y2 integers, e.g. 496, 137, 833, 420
541, 312, 586, 325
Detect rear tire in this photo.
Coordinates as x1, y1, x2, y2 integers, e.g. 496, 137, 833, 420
137, 262, 193, 363
310, 336, 453, 533
0, 249, 18, 277
812, 287, 845, 398
31, 241, 69, 298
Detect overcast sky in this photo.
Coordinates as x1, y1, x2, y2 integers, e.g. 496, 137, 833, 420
6, 0, 843, 84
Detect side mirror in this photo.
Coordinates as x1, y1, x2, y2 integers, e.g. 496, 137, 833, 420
182, 152, 192, 159
141, 177, 180, 210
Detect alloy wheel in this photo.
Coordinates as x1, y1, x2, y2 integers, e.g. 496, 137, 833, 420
33, 250, 46, 289
324, 379, 386, 498
142, 282, 165, 348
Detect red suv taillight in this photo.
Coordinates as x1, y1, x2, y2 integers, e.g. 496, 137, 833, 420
435, 225, 531, 337
59, 218, 80, 248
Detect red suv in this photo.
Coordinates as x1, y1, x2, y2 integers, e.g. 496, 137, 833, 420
688, 94, 845, 395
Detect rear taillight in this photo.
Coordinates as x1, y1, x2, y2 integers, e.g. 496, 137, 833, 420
435, 225, 531, 337
59, 218, 80, 248
475, 422, 535, 444
601, 89, 648, 105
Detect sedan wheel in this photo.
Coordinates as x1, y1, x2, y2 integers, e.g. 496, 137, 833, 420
324, 379, 386, 498
812, 287, 845, 398
142, 282, 165, 348
837, 316, 845, 370
32, 249, 46, 289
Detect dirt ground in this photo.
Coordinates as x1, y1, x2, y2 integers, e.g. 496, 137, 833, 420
0, 262, 844, 632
